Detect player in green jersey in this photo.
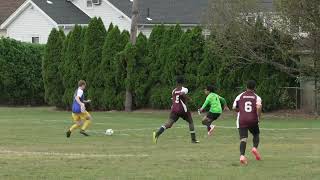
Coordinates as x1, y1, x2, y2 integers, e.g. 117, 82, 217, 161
198, 85, 229, 136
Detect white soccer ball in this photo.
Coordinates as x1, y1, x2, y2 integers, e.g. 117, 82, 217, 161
105, 129, 114, 136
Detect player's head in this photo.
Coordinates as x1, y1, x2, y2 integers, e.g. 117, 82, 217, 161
176, 76, 185, 85
78, 80, 86, 90
205, 85, 215, 95
246, 80, 256, 91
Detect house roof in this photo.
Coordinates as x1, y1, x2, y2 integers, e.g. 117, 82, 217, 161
0, 0, 26, 25
108, 0, 274, 25
32, 0, 90, 25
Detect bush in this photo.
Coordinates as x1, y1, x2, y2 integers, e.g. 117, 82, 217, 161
0, 38, 44, 105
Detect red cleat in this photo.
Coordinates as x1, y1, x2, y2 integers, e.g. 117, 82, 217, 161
251, 147, 261, 160
208, 125, 215, 136
240, 155, 248, 165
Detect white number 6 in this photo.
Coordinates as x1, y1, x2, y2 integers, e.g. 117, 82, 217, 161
245, 101, 252, 112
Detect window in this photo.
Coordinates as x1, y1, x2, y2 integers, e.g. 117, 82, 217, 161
86, 0, 93, 8
32, 37, 40, 44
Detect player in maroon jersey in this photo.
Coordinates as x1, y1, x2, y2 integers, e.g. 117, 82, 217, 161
233, 80, 262, 165
153, 76, 199, 144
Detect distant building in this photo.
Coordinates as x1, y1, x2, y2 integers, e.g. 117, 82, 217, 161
0, 0, 274, 44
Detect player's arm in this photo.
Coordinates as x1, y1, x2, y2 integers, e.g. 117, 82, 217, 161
257, 97, 262, 119
75, 96, 85, 107
219, 96, 229, 111
75, 89, 85, 111
232, 97, 240, 112
199, 97, 209, 112
83, 100, 91, 103
180, 87, 191, 101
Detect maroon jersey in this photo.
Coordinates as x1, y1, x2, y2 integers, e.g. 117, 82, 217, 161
171, 87, 189, 114
233, 91, 262, 128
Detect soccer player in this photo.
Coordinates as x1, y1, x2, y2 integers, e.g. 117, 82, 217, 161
233, 80, 262, 165
66, 80, 92, 138
198, 85, 228, 136
153, 76, 199, 144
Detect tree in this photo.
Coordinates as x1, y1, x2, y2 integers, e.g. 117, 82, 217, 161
206, 0, 303, 77
42, 28, 65, 107
62, 25, 84, 109
276, 0, 320, 113
101, 26, 124, 110
0, 38, 44, 105
132, 33, 149, 108
82, 17, 107, 109
125, 0, 139, 112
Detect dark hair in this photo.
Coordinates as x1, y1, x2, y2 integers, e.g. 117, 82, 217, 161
247, 80, 256, 90
206, 85, 215, 93
176, 76, 185, 84
78, 80, 86, 87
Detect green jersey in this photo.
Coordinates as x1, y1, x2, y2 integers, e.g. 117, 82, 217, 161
201, 93, 226, 114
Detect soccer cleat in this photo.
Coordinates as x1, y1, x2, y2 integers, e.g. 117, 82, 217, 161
80, 130, 89, 136
208, 125, 216, 136
251, 147, 261, 160
240, 155, 248, 165
191, 140, 200, 144
66, 130, 71, 138
153, 132, 158, 144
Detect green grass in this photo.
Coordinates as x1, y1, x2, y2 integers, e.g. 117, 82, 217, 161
0, 107, 319, 180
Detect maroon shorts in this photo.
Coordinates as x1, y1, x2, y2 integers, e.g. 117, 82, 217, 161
169, 111, 192, 123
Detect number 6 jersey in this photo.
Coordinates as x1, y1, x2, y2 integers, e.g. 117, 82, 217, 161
233, 91, 262, 128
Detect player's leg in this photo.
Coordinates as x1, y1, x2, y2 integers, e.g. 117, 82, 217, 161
79, 111, 92, 136
153, 112, 177, 143
201, 112, 220, 136
249, 125, 261, 160
239, 128, 249, 165
183, 112, 199, 143
66, 113, 83, 138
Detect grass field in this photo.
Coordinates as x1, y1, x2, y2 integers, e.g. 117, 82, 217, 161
0, 107, 319, 180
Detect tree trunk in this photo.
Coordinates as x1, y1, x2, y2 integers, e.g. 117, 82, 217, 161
125, 0, 139, 112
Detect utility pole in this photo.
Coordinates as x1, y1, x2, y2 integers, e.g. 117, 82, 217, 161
125, 0, 139, 112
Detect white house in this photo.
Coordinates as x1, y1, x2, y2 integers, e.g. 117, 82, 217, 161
0, 0, 91, 44
0, 0, 222, 43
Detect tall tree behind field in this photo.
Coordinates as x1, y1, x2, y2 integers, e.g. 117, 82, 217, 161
42, 28, 65, 107
82, 17, 106, 109
132, 33, 149, 108
100, 26, 127, 110
276, 0, 320, 114
62, 25, 84, 109
125, 0, 139, 112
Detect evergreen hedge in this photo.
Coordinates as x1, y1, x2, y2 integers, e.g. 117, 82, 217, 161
0, 38, 44, 105
2, 18, 297, 111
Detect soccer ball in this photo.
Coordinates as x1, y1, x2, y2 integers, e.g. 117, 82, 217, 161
105, 129, 114, 136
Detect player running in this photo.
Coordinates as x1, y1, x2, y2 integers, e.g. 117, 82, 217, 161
198, 85, 228, 136
153, 76, 199, 144
66, 80, 92, 138
233, 80, 262, 165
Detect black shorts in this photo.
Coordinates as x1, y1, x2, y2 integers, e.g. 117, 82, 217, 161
238, 125, 260, 139
206, 112, 221, 121
170, 111, 192, 123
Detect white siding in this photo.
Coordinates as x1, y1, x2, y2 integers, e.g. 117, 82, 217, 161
0, 29, 7, 37
7, 4, 57, 44
138, 26, 153, 37
72, 0, 131, 32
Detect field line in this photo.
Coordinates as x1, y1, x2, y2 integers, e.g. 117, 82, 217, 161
0, 150, 149, 158
90, 125, 320, 133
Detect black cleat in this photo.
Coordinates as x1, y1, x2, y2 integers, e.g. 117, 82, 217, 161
66, 130, 71, 138
80, 130, 89, 136
192, 140, 200, 144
